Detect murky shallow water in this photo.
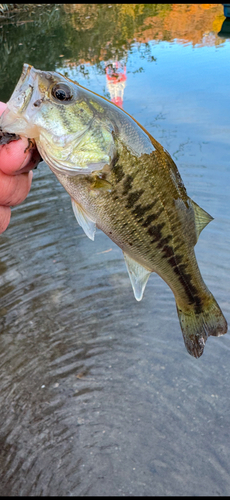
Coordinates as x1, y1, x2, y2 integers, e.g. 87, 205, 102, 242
0, 4, 230, 495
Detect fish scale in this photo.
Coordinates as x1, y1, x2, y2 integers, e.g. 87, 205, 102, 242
0, 63, 227, 358
60, 141, 210, 305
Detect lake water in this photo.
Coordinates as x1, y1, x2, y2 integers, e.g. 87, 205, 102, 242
0, 4, 230, 495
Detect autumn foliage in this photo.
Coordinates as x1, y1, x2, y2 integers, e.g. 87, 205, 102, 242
64, 3, 225, 48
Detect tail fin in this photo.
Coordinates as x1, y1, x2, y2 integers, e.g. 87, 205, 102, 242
176, 296, 228, 358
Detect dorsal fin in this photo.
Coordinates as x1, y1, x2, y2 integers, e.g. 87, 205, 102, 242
71, 198, 96, 241
190, 199, 213, 241
123, 252, 151, 301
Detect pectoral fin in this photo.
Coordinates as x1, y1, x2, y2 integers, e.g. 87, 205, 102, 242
71, 198, 96, 241
123, 252, 151, 301
190, 199, 213, 241
91, 176, 112, 192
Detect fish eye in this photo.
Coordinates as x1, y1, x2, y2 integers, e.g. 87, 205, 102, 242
51, 83, 72, 102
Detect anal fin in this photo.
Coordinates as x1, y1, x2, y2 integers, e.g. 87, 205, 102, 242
123, 252, 151, 301
71, 198, 96, 241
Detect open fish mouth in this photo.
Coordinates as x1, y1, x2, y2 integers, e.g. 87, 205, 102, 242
0, 65, 41, 137
0, 106, 30, 136
0, 63, 64, 137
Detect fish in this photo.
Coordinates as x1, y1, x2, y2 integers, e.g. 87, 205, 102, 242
0, 63, 227, 358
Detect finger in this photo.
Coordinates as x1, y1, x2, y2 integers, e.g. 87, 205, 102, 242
0, 169, 33, 206
15, 146, 42, 174
0, 136, 33, 175
0, 102, 38, 175
0, 205, 11, 234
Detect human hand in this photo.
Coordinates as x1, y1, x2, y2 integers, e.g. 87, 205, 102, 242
0, 101, 41, 234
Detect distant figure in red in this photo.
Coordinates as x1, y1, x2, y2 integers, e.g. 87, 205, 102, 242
106, 61, 127, 108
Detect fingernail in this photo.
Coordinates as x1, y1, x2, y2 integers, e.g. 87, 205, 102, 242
19, 152, 31, 170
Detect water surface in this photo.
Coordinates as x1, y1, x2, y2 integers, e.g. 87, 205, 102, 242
0, 4, 230, 495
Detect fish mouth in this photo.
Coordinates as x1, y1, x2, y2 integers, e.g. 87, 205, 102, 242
0, 63, 52, 138
0, 106, 35, 138
0, 65, 39, 137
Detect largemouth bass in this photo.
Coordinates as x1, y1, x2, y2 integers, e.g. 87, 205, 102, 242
0, 64, 227, 358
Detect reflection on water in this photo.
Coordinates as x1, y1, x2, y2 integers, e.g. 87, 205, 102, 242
0, 3, 225, 102
0, 3, 230, 496
218, 17, 230, 38
106, 61, 127, 108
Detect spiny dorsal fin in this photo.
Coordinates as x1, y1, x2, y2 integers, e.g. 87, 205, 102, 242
190, 199, 213, 241
123, 252, 152, 301
71, 198, 96, 241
